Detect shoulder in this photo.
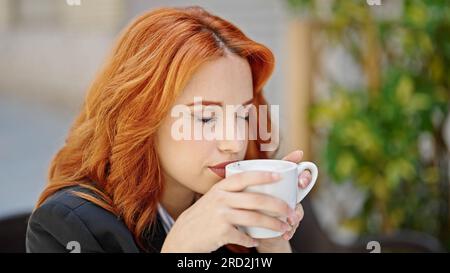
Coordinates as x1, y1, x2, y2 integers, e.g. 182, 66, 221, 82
26, 185, 140, 253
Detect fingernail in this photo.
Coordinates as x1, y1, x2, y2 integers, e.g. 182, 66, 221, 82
289, 210, 297, 223
306, 171, 312, 179
299, 178, 306, 187
252, 241, 259, 247
297, 211, 303, 222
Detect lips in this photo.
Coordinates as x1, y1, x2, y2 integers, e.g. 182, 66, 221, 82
208, 160, 239, 179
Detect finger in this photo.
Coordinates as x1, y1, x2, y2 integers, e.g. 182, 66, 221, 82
282, 223, 297, 240
283, 231, 295, 240
226, 227, 259, 248
295, 203, 304, 223
284, 205, 304, 240
225, 191, 294, 219
219, 171, 281, 192
287, 204, 304, 226
282, 224, 296, 240
225, 209, 291, 234
282, 150, 303, 163
298, 170, 312, 188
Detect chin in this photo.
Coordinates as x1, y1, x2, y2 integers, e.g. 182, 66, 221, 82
198, 179, 218, 194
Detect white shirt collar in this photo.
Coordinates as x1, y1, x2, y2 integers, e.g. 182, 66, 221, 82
157, 203, 175, 234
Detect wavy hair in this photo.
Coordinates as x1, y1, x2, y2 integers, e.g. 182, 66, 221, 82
36, 6, 275, 252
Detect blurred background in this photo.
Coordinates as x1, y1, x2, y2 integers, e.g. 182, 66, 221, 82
0, 0, 448, 252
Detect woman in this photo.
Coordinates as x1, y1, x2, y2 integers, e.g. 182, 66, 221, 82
26, 6, 313, 253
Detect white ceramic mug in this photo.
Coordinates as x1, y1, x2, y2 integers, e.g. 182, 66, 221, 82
225, 159, 318, 239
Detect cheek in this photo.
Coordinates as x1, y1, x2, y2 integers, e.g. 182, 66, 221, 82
156, 123, 217, 191
157, 130, 201, 171
170, 139, 213, 166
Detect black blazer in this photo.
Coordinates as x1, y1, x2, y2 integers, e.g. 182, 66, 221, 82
25, 185, 242, 253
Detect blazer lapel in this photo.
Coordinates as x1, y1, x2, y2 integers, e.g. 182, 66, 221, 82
142, 213, 167, 252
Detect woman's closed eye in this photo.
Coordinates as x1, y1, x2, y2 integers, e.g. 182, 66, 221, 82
196, 115, 249, 123
192, 111, 249, 124
198, 116, 217, 124
192, 114, 217, 124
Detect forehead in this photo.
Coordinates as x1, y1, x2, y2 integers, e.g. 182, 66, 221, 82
176, 53, 253, 105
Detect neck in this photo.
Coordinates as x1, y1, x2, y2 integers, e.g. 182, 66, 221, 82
160, 174, 196, 220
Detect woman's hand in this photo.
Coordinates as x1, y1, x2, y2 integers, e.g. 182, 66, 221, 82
161, 171, 297, 253
255, 150, 312, 253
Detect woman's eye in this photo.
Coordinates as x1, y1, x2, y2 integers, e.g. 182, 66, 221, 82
197, 116, 216, 123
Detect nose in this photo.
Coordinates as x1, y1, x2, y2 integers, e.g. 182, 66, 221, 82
216, 110, 248, 154
217, 138, 245, 154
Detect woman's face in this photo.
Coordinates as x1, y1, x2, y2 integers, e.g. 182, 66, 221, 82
155, 52, 253, 194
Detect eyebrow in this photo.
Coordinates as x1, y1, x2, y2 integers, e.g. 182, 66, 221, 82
185, 97, 254, 107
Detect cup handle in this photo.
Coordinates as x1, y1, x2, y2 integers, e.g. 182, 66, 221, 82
296, 161, 318, 203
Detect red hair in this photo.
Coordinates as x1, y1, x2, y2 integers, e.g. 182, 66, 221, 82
36, 6, 275, 252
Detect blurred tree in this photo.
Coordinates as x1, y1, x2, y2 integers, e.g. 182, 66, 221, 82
287, 0, 449, 249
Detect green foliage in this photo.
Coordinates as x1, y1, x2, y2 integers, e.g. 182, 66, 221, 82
288, 0, 450, 248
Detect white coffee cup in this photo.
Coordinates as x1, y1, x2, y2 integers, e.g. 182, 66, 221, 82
225, 159, 318, 239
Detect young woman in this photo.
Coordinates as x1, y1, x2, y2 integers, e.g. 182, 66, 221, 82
26, 6, 313, 253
